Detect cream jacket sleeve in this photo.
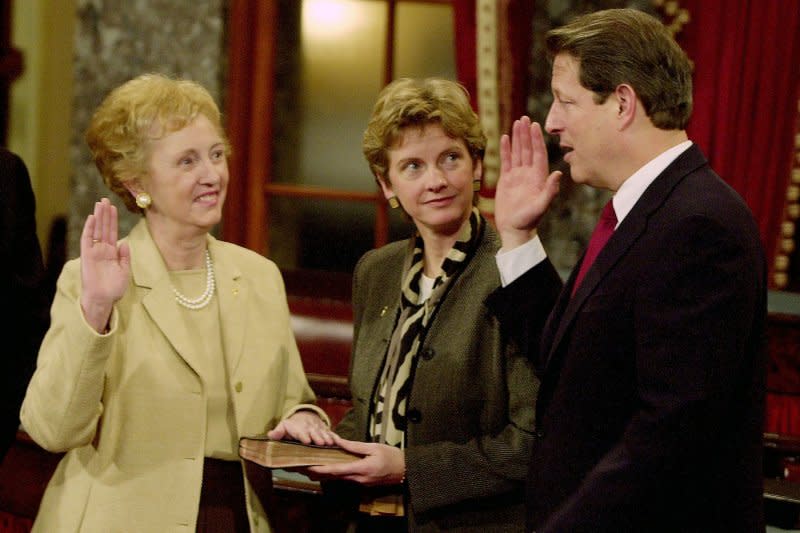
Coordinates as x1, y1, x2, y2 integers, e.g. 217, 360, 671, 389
21, 258, 116, 452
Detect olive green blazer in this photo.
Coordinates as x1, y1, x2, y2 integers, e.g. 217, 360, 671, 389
337, 221, 562, 532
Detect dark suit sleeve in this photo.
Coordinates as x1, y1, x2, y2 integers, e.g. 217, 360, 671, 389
539, 213, 765, 532
0, 150, 49, 459
488, 257, 563, 371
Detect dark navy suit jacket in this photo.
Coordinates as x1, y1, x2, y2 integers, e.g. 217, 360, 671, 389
517, 144, 766, 532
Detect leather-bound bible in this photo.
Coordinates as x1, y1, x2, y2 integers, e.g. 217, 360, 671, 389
238, 437, 363, 468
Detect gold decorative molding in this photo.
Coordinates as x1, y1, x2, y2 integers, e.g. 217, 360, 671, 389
773, 98, 800, 289
652, 0, 690, 36
476, 0, 500, 215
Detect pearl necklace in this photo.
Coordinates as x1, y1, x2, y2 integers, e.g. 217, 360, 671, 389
172, 250, 216, 310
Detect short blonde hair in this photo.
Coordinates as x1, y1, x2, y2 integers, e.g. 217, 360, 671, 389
363, 78, 486, 185
85, 73, 229, 213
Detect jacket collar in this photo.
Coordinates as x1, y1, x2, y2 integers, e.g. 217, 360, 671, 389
360, 218, 497, 393
127, 220, 246, 378
543, 144, 709, 370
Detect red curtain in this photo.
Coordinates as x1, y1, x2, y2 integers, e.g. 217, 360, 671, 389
453, 0, 533, 125
497, 0, 534, 135
676, 0, 800, 280
222, 0, 278, 254
678, 1, 800, 438
453, 0, 478, 110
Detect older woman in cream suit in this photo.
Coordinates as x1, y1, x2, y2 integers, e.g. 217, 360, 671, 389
20, 74, 333, 532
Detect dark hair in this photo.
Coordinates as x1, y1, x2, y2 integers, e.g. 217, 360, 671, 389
546, 8, 693, 129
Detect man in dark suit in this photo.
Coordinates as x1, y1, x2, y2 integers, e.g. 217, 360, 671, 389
0, 148, 48, 460
494, 9, 766, 532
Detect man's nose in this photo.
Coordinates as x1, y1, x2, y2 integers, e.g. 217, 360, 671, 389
544, 102, 561, 135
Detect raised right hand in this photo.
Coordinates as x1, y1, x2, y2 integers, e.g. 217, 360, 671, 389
79, 198, 131, 333
495, 116, 562, 250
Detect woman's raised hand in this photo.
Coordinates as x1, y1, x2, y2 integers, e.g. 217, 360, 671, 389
79, 198, 131, 333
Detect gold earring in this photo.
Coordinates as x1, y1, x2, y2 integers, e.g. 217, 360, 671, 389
135, 192, 152, 210
388, 196, 400, 209
473, 179, 481, 192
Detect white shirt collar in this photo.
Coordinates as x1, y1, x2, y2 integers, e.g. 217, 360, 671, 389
419, 273, 435, 302
612, 140, 693, 227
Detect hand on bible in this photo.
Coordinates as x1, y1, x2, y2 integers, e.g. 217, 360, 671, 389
308, 434, 405, 486
267, 410, 336, 447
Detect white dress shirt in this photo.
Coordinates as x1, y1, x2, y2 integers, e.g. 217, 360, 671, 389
496, 140, 693, 286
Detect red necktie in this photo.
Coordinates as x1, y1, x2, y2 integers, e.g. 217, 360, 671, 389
572, 200, 617, 296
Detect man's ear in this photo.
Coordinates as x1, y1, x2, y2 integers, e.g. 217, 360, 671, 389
614, 84, 637, 129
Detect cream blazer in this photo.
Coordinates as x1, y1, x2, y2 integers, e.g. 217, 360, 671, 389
21, 219, 322, 532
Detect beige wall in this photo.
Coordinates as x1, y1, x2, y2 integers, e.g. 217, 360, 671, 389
8, 0, 75, 255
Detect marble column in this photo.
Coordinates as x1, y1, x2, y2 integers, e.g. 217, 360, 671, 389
69, 0, 226, 256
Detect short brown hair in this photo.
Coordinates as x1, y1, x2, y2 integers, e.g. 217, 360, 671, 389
546, 8, 693, 130
362, 77, 486, 184
85, 73, 229, 213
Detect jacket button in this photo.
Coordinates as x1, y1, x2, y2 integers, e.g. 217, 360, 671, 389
420, 347, 435, 360
235, 382, 243, 393
535, 429, 545, 439
407, 408, 422, 423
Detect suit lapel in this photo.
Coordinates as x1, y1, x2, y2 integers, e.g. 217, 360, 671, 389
543, 212, 647, 370
212, 240, 247, 376
542, 144, 709, 372
365, 283, 402, 392
129, 220, 208, 377
358, 247, 405, 399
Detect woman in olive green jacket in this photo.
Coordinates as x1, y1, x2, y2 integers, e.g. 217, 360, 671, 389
310, 78, 562, 532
